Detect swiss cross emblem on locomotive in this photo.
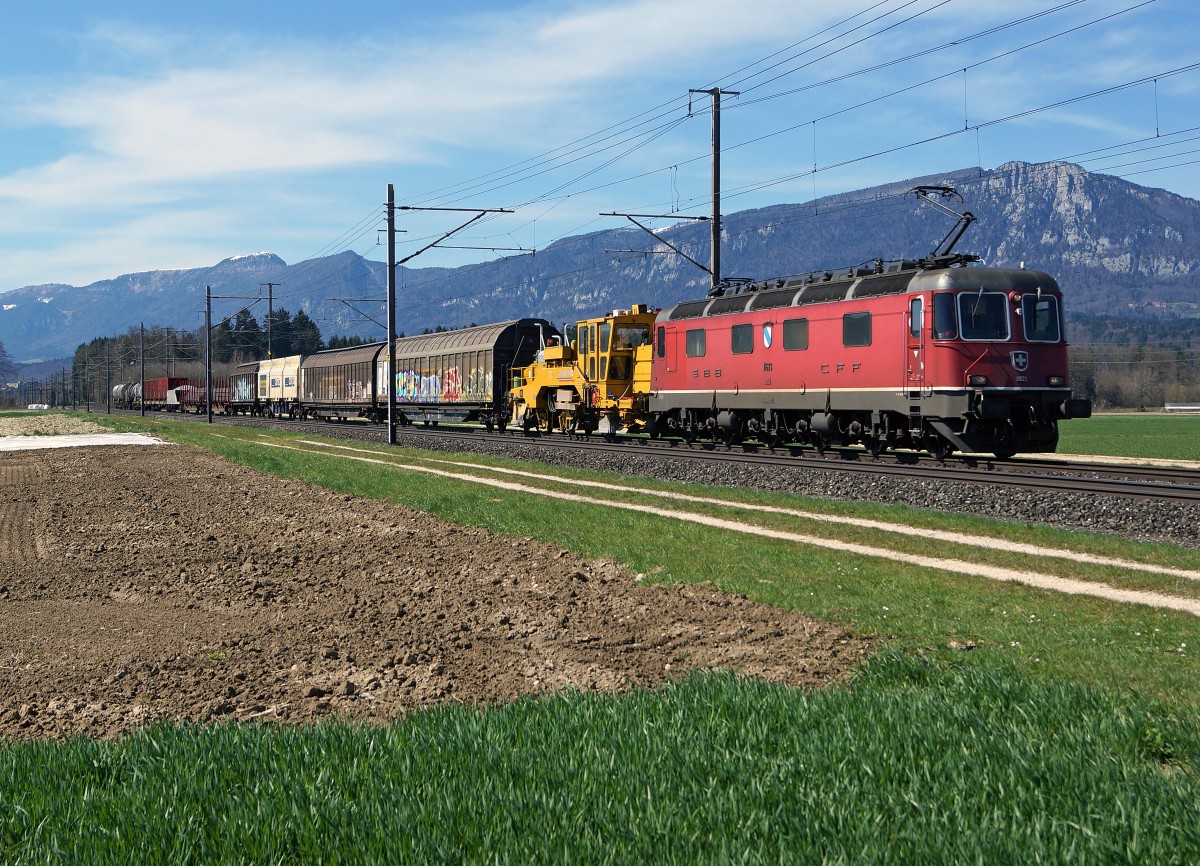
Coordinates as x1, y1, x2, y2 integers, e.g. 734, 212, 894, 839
1010, 351, 1030, 372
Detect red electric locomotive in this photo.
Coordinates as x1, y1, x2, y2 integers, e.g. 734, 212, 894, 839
648, 256, 1091, 458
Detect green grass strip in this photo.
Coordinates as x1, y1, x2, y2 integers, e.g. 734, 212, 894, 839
2, 658, 1198, 865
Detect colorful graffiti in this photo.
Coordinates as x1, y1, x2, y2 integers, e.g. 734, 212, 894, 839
394, 366, 491, 403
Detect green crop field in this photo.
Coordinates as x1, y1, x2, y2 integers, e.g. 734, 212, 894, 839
1058, 411, 1200, 462
4, 411, 1200, 864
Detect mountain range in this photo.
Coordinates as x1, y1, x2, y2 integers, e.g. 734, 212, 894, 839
2, 159, 1197, 363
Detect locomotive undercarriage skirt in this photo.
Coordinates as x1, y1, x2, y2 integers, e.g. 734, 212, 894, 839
650, 387, 1073, 453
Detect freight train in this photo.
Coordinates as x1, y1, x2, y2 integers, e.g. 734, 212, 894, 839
113, 245, 1090, 458
115, 319, 558, 429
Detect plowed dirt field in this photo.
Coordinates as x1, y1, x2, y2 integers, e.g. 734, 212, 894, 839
0, 430, 866, 739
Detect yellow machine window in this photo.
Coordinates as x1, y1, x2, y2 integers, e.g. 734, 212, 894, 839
614, 324, 650, 349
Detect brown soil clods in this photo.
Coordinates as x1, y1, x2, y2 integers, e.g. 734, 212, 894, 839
0, 443, 866, 739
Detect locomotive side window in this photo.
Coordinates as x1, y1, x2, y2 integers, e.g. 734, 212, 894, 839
579, 326, 588, 355
958, 292, 1010, 340
609, 356, 631, 380
933, 293, 958, 339
783, 318, 809, 350
656, 326, 666, 358
731, 324, 754, 355
600, 356, 608, 379
1021, 295, 1061, 342
600, 323, 611, 352
909, 297, 923, 338
842, 311, 872, 347
685, 328, 706, 358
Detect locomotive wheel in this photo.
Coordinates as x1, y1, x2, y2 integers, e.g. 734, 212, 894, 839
928, 437, 950, 461
865, 435, 885, 459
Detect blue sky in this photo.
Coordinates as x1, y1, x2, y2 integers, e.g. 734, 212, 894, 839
1, 0, 1196, 292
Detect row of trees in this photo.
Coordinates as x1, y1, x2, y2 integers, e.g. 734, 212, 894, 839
68, 308, 326, 375
9, 313, 484, 408
208, 308, 322, 363
1067, 315, 1200, 409
45, 310, 328, 407
0, 341, 14, 384
1069, 346, 1200, 410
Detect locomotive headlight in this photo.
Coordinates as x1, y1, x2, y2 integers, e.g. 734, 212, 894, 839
968, 374, 989, 386
1047, 375, 1065, 386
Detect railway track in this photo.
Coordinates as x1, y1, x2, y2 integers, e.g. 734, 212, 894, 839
133, 409, 1200, 506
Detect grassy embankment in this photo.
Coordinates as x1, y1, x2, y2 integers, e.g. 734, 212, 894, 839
3, 410, 1199, 863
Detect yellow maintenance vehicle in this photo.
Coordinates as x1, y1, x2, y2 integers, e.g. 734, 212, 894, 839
510, 304, 657, 437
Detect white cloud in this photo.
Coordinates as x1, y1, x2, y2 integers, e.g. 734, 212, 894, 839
0, 0, 1196, 289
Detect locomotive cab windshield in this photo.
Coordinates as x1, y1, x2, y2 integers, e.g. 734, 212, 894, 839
933, 289, 1064, 344
1021, 294, 1061, 342
956, 291, 1010, 341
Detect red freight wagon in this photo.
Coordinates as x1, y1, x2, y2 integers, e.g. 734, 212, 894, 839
140, 377, 193, 410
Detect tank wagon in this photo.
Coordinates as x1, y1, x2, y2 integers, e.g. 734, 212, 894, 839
111, 382, 139, 409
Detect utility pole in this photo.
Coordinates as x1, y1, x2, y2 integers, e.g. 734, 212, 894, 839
381, 189, 514, 444
140, 322, 146, 418
206, 285, 213, 423
203, 290, 264, 424
690, 87, 738, 293
387, 185, 397, 445
106, 343, 111, 414
262, 282, 279, 357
